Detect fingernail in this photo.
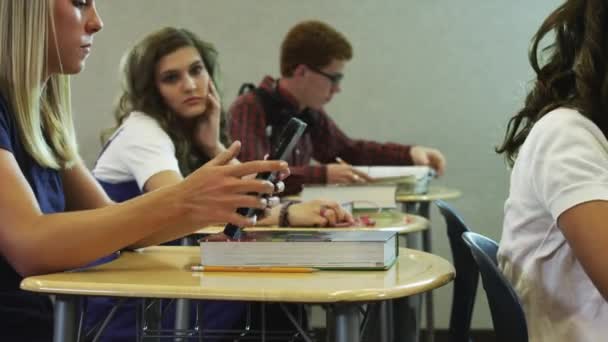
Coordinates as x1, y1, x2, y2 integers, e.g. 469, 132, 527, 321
259, 198, 268, 207
250, 215, 257, 225
279, 161, 288, 167
268, 197, 280, 207
275, 182, 285, 193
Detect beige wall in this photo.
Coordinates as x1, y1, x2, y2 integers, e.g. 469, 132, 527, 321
71, 0, 560, 329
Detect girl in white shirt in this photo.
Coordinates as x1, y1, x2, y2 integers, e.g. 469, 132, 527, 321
497, 1, 608, 341
88, 27, 353, 342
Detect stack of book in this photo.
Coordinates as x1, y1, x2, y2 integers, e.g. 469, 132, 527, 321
353, 165, 435, 195
301, 166, 435, 209
199, 230, 398, 270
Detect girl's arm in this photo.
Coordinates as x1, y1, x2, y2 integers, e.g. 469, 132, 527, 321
258, 200, 354, 227
559, 201, 608, 301
0, 143, 286, 276
61, 159, 114, 210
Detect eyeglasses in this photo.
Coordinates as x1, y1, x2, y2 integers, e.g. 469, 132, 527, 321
308, 66, 344, 86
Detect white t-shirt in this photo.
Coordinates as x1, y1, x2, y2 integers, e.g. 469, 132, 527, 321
499, 107, 608, 342
93, 111, 181, 190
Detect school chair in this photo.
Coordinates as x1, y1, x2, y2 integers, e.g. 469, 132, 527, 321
461, 232, 528, 342
434, 200, 478, 342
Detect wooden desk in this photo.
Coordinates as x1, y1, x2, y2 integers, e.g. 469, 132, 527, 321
21, 246, 454, 342
196, 210, 428, 235
195, 209, 429, 342
193, 209, 428, 341
395, 185, 462, 342
285, 187, 461, 341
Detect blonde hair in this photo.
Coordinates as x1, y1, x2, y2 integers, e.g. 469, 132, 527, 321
0, 0, 78, 169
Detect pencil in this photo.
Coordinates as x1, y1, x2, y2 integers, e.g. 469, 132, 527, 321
335, 157, 349, 165
190, 265, 319, 273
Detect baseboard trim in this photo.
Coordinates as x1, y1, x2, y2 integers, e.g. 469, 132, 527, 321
423, 329, 496, 342
312, 328, 496, 342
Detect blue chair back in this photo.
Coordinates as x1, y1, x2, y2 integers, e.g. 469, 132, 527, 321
435, 200, 478, 342
461, 232, 528, 342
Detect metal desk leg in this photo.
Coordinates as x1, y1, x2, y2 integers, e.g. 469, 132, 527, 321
379, 300, 393, 342
54, 295, 79, 342
332, 304, 361, 342
174, 237, 194, 341
394, 296, 420, 342
393, 216, 423, 342
398, 202, 423, 342
174, 299, 190, 341
400, 201, 435, 342
361, 301, 392, 342
325, 306, 335, 342
419, 202, 435, 342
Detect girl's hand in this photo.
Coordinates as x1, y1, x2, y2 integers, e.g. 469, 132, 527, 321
288, 200, 354, 227
194, 81, 223, 157
178, 141, 289, 228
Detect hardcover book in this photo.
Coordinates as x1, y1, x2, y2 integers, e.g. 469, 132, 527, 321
200, 230, 398, 270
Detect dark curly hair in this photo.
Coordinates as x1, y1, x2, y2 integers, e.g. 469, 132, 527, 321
103, 27, 230, 175
280, 20, 353, 77
497, 0, 608, 165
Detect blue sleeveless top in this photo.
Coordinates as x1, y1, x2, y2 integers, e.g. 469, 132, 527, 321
0, 93, 64, 341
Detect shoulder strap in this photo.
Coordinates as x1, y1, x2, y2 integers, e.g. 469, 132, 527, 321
238, 83, 256, 96
237, 82, 283, 145
238, 82, 279, 123
237, 82, 315, 145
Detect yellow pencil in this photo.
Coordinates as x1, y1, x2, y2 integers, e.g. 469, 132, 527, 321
190, 265, 319, 273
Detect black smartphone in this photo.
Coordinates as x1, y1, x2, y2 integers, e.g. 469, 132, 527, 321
223, 117, 308, 239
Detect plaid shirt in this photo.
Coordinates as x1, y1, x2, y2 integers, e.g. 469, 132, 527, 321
228, 76, 413, 195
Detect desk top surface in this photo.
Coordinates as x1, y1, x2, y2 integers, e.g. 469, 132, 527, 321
286, 186, 461, 203
395, 186, 462, 202
197, 210, 428, 235
21, 247, 454, 303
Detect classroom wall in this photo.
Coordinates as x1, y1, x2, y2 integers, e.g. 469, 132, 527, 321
72, 0, 561, 329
